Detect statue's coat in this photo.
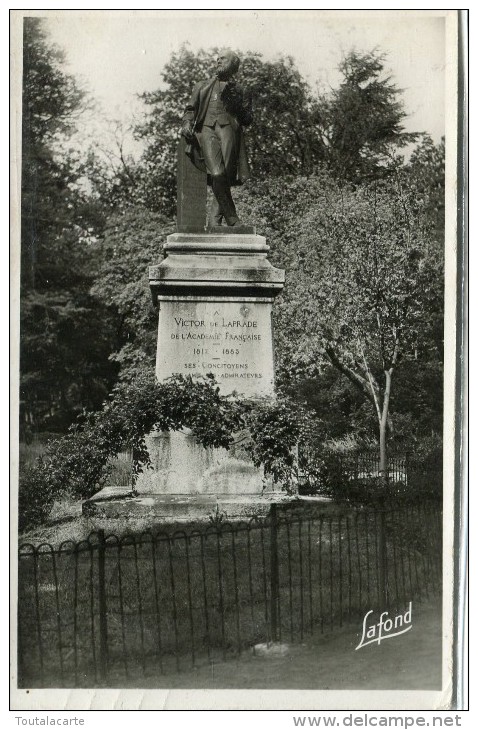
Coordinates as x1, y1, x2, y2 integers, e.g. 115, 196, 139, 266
183, 77, 251, 185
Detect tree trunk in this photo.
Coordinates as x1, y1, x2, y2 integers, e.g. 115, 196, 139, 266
379, 370, 393, 477
379, 415, 387, 476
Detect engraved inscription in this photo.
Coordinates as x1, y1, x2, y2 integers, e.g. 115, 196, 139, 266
174, 313, 262, 379
157, 300, 275, 396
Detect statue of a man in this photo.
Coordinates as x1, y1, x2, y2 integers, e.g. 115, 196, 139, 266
181, 50, 253, 228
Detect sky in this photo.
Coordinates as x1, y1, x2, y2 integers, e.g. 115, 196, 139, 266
41, 9, 447, 156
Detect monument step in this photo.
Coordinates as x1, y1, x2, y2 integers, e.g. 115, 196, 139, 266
161, 232, 268, 253
176, 225, 256, 235
207, 225, 256, 235
82, 490, 300, 521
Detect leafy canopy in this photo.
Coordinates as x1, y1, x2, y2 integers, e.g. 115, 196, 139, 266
21, 18, 119, 431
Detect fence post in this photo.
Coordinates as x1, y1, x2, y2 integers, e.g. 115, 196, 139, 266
97, 529, 109, 681
377, 510, 388, 607
270, 503, 279, 643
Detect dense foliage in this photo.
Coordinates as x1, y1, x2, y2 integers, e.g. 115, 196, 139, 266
91, 45, 416, 216
308, 434, 443, 507
20, 18, 119, 433
19, 374, 318, 529
235, 167, 444, 458
313, 50, 416, 182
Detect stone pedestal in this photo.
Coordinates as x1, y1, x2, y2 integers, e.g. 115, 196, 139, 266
85, 230, 291, 520
149, 231, 283, 398
141, 230, 285, 504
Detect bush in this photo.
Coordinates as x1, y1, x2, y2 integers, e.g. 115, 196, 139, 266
245, 398, 317, 488
318, 471, 411, 507
304, 444, 442, 506
19, 464, 59, 531
18, 427, 116, 530
407, 434, 443, 499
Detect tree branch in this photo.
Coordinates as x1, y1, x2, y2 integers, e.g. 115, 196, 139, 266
357, 339, 382, 424
324, 346, 376, 405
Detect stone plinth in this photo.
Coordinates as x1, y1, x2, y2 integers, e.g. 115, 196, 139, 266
136, 431, 266, 495
141, 231, 285, 498
86, 231, 289, 518
149, 232, 284, 399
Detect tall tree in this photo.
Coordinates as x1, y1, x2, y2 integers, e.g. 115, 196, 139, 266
273, 171, 442, 470
81, 118, 140, 216
314, 50, 416, 182
20, 18, 119, 433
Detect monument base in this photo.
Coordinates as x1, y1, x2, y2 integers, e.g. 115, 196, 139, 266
82, 230, 290, 524
82, 489, 297, 522
83, 427, 300, 522
134, 430, 277, 495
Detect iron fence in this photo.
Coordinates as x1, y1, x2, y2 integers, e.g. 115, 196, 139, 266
297, 449, 443, 494
18, 500, 442, 688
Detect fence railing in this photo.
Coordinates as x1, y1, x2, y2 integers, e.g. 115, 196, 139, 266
297, 449, 443, 492
18, 500, 442, 688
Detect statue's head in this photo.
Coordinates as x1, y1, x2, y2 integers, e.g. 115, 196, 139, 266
216, 50, 240, 80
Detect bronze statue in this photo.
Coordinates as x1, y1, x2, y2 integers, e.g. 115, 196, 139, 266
181, 50, 253, 227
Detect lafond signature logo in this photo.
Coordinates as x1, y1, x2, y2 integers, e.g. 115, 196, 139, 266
356, 602, 412, 650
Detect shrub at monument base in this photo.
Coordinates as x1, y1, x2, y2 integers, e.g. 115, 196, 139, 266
19, 373, 318, 530
246, 398, 312, 483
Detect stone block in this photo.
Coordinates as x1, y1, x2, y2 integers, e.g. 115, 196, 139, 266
135, 430, 270, 495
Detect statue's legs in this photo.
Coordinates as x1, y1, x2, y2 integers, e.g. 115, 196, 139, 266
211, 175, 238, 225
209, 195, 224, 227
200, 123, 241, 226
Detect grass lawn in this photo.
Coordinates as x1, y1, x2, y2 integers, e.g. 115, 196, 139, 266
16, 439, 442, 689
18, 504, 441, 688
